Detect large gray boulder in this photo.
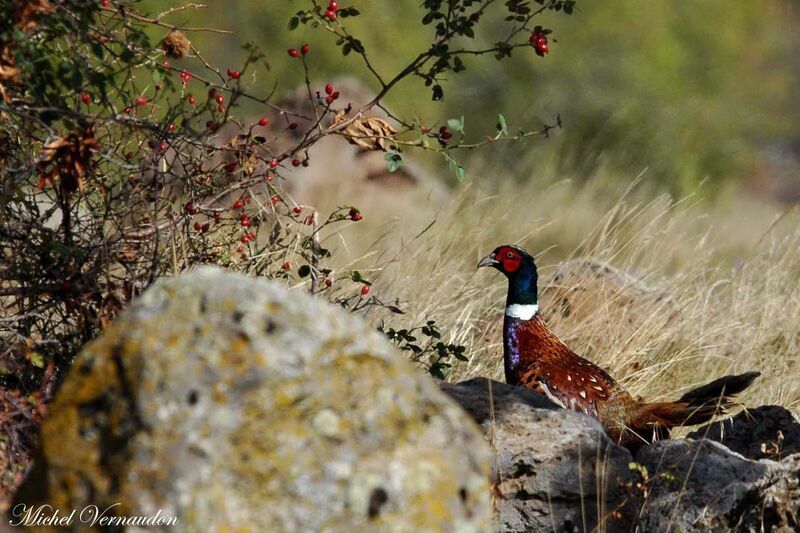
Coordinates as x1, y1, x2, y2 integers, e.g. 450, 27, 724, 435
16, 268, 490, 532
440, 378, 641, 532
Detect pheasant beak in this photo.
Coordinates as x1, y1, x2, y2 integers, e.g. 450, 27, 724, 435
477, 253, 499, 270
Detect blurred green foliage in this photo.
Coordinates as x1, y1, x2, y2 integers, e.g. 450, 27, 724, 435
145, 0, 799, 194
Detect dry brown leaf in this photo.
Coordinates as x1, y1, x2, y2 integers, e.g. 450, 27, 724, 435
331, 112, 397, 151
161, 30, 191, 59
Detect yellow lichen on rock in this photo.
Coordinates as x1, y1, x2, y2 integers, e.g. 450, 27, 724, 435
16, 267, 490, 532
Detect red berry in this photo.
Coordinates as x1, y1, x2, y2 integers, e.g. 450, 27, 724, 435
217, 103, 225, 113
441, 131, 453, 140
101, 0, 109, 6
324, 278, 333, 287
194, 222, 202, 231
125, 151, 134, 159
201, 223, 210, 232
325, 83, 334, 95
282, 261, 292, 270
325, 95, 335, 105
351, 213, 362, 222
292, 159, 301, 167
135, 96, 148, 106
288, 48, 299, 58
328, 0, 338, 9
187, 94, 196, 105
180, 70, 191, 84
326, 9, 336, 20
247, 232, 256, 240
301, 44, 310, 55
80, 92, 91, 104
293, 206, 302, 214
305, 216, 314, 225
236, 245, 244, 253
288, 122, 298, 130
224, 162, 237, 172
234, 200, 244, 209
271, 194, 281, 205
269, 159, 279, 168
167, 122, 176, 132
215, 94, 224, 105
241, 219, 251, 227
258, 117, 269, 127
332, 91, 340, 100
227, 68, 241, 79
240, 236, 250, 243
361, 285, 370, 295
185, 201, 197, 214
158, 141, 168, 153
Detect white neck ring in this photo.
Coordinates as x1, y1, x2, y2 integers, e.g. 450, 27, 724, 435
505, 304, 539, 320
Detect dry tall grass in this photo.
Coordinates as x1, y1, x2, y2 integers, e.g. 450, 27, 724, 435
318, 174, 800, 416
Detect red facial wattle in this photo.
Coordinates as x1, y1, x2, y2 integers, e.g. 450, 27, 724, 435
503, 256, 521, 272
496, 246, 522, 273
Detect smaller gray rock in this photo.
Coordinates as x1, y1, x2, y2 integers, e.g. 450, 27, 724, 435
688, 405, 800, 461
440, 378, 641, 533
636, 438, 800, 531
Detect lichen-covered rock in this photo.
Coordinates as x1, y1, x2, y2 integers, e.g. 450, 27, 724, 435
440, 378, 641, 532
635, 439, 800, 531
688, 405, 800, 461
16, 267, 490, 531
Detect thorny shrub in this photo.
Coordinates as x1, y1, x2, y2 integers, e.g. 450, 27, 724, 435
0, 0, 573, 499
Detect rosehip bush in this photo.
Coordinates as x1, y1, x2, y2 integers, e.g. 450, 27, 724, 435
0, 0, 575, 493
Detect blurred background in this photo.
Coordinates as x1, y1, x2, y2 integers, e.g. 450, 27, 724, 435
145, 0, 800, 199
130, 1, 800, 407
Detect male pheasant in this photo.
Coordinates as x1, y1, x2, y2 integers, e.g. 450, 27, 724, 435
478, 244, 760, 448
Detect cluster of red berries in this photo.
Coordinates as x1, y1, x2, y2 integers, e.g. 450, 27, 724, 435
325, 1, 339, 20
180, 70, 191, 86
530, 32, 549, 57
324, 83, 340, 105
227, 68, 241, 79
438, 126, 453, 141
287, 44, 310, 58
349, 207, 362, 222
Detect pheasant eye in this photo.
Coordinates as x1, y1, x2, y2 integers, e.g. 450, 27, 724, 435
506, 251, 515, 259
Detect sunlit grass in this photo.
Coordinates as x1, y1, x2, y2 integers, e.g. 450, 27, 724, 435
318, 174, 800, 415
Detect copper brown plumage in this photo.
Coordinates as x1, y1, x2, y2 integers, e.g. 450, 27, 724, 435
480, 244, 760, 448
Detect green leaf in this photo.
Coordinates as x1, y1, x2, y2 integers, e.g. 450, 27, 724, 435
29, 352, 45, 368
429, 361, 451, 380
447, 116, 464, 133
350, 271, 371, 285
497, 113, 508, 135
448, 156, 466, 181
385, 153, 403, 173
288, 16, 299, 30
